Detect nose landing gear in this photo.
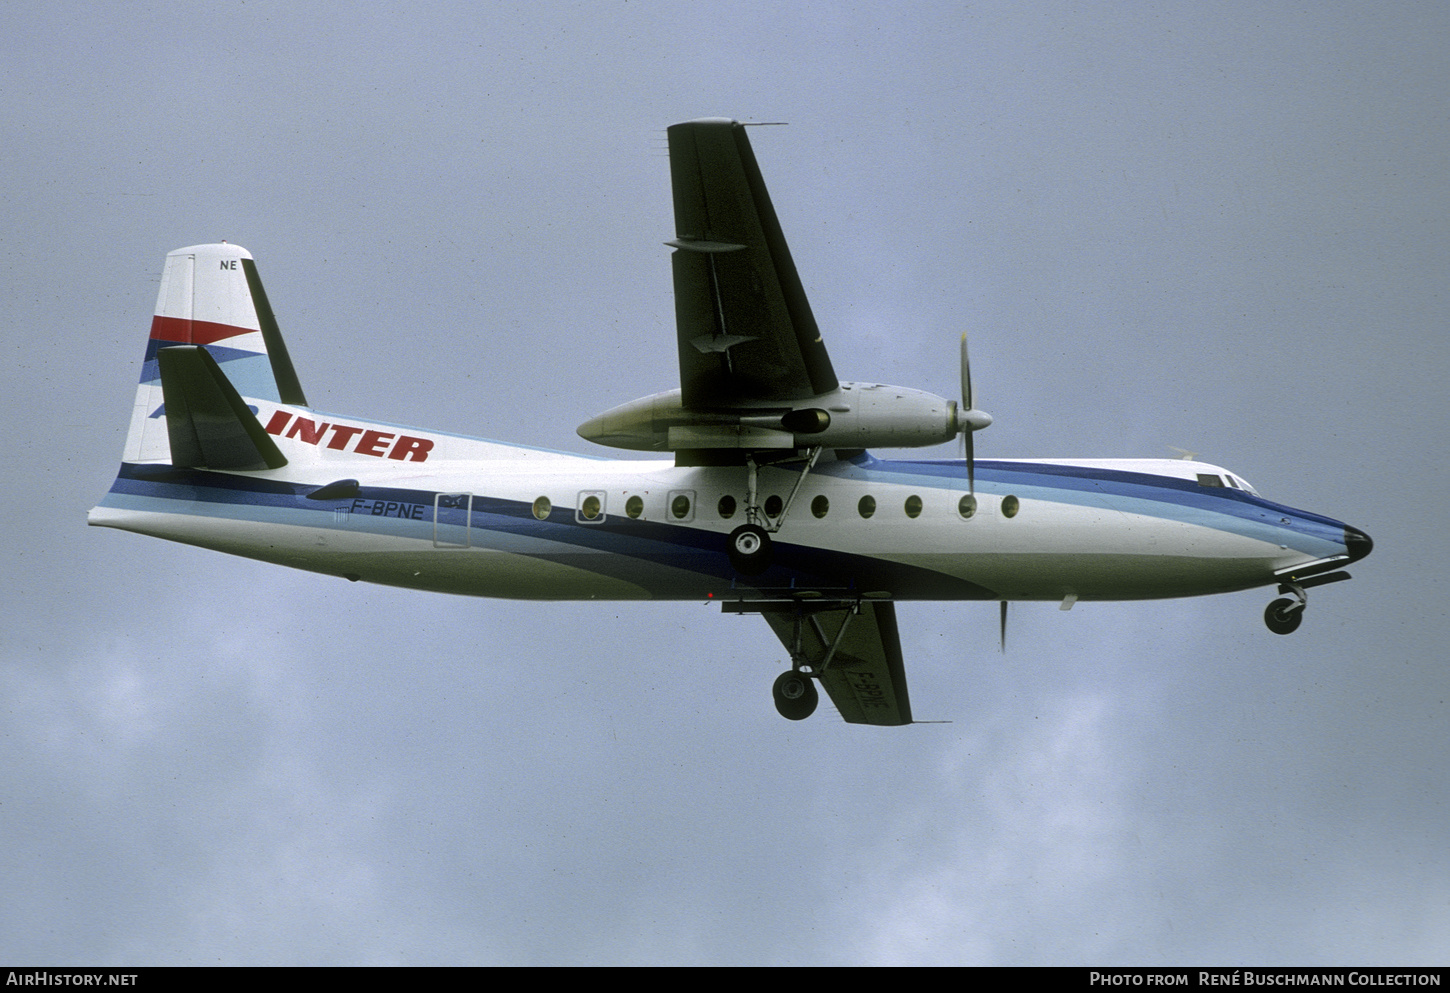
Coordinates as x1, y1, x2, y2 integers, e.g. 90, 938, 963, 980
1262, 567, 1354, 634
1264, 595, 1304, 635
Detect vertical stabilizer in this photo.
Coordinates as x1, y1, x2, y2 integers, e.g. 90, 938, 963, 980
123, 243, 306, 463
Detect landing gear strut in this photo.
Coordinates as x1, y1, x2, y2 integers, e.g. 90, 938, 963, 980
726, 447, 823, 576
1264, 579, 1308, 635
766, 599, 861, 721
1263, 566, 1355, 635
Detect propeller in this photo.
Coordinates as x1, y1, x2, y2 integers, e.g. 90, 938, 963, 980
951, 332, 1004, 653
953, 332, 993, 497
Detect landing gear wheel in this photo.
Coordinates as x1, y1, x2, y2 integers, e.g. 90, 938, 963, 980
728, 523, 772, 575
772, 670, 818, 721
1264, 597, 1303, 635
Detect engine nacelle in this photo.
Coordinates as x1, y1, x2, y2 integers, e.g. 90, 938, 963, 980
576, 382, 965, 452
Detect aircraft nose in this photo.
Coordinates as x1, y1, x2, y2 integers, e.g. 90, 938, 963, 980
1344, 524, 1373, 563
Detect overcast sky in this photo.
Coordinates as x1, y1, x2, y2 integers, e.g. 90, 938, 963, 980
2, 0, 1446, 966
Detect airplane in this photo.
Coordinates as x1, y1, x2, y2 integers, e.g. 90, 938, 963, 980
89, 117, 1373, 726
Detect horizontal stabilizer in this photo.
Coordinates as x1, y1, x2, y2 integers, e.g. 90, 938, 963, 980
158, 345, 287, 471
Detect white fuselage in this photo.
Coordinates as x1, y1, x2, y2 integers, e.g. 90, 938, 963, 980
90, 404, 1354, 605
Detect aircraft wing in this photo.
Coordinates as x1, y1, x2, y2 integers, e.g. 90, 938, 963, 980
667, 119, 838, 408
755, 601, 913, 726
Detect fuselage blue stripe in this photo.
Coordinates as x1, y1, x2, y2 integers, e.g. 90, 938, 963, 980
104, 454, 1351, 569
820, 457, 1347, 555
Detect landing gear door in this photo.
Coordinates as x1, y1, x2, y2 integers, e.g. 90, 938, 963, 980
434, 493, 472, 548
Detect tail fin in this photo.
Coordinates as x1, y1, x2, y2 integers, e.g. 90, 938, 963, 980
123, 243, 307, 463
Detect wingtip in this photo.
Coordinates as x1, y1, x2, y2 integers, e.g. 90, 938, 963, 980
676, 116, 737, 127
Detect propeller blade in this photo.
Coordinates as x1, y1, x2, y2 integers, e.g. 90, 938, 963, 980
954, 331, 992, 433
956, 331, 991, 498
960, 332, 974, 412
999, 600, 1008, 653
961, 333, 975, 497
965, 430, 975, 497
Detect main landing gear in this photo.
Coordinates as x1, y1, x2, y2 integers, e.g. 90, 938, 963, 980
767, 600, 863, 721
772, 669, 818, 720
727, 447, 823, 577
728, 523, 772, 575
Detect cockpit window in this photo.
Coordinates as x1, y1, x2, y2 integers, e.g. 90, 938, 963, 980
1196, 473, 1224, 487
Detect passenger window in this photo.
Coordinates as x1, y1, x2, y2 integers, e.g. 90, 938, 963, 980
764, 494, 783, 519
669, 490, 694, 521
625, 495, 644, 519
718, 494, 737, 519
576, 491, 605, 522
904, 494, 923, 519
958, 495, 977, 519
1001, 494, 1020, 518
532, 496, 551, 520
811, 495, 829, 518
858, 495, 876, 519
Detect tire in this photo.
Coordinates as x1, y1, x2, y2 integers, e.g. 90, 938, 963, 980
728, 523, 772, 575
1264, 597, 1303, 635
772, 670, 819, 721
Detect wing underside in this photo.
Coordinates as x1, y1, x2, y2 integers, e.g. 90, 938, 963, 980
753, 600, 913, 726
